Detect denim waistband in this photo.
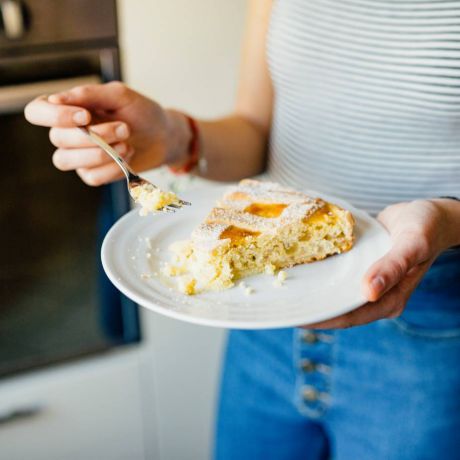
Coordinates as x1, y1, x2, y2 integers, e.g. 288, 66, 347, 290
402, 250, 460, 316
420, 248, 460, 290
435, 247, 460, 265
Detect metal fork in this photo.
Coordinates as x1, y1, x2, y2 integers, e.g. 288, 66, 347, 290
79, 127, 191, 212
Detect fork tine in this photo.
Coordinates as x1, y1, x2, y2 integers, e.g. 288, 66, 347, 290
160, 200, 190, 212
164, 200, 191, 210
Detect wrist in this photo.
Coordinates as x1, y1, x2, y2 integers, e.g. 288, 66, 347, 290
164, 109, 192, 167
167, 112, 202, 174
430, 198, 460, 249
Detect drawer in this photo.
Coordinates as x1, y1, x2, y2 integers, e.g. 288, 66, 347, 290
0, 349, 147, 460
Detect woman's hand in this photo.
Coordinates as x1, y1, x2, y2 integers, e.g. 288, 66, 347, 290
24, 81, 190, 185
307, 199, 459, 329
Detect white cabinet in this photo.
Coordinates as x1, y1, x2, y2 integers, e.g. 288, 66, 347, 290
0, 349, 155, 460
140, 311, 226, 460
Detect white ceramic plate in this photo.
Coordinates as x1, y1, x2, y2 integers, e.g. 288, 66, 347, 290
102, 186, 391, 329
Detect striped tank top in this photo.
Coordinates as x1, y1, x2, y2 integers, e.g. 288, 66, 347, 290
267, 0, 460, 215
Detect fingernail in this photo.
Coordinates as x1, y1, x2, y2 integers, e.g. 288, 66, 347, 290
116, 124, 129, 139
49, 93, 67, 103
73, 110, 88, 125
114, 143, 126, 154
370, 276, 386, 295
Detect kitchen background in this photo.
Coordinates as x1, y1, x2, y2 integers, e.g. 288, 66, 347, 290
0, 0, 246, 459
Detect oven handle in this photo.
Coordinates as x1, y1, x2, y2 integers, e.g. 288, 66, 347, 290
0, 404, 44, 426
0, 0, 25, 40
0, 75, 101, 114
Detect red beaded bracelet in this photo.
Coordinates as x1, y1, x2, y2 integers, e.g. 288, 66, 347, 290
168, 114, 200, 174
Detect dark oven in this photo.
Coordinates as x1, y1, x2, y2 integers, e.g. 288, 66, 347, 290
0, 0, 140, 379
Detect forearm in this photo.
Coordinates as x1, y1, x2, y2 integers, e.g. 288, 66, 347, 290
432, 198, 460, 248
166, 110, 268, 181
198, 116, 268, 181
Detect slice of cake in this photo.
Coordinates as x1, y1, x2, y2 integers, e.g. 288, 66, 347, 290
164, 179, 355, 295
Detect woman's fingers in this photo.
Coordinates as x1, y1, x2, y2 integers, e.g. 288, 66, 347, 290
48, 81, 132, 111
76, 159, 131, 187
52, 142, 130, 171
307, 262, 430, 329
25, 82, 133, 128
49, 121, 130, 148
24, 95, 91, 128
362, 235, 429, 302
305, 300, 394, 330
75, 146, 135, 186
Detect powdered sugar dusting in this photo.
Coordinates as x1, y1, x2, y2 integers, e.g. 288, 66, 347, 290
223, 179, 313, 205
207, 207, 278, 232
191, 222, 229, 250
188, 180, 326, 251
280, 201, 323, 223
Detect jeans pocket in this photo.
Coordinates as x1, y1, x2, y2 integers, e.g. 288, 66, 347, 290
392, 251, 460, 339
392, 317, 460, 339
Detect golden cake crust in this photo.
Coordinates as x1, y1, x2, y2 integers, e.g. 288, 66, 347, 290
192, 180, 328, 247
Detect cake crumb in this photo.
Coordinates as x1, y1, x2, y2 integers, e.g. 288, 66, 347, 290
265, 263, 276, 275
178, 277, 197, 295
141, 273, 151, 280
244, 286, 255, 296
277, 270, 288, 282
146, 252, 152, 259
274, 270, 288, 287
162, 263, 186, 277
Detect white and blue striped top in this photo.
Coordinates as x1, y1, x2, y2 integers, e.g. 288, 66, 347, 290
267, 0, 460, 215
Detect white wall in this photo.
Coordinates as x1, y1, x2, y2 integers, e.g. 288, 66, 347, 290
117, 0, 247, 117
116, 1, 247, 459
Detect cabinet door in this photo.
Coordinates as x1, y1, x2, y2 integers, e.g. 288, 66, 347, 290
0, 350, 148, 460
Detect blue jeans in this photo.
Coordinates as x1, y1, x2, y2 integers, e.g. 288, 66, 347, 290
214, 251, 460, 460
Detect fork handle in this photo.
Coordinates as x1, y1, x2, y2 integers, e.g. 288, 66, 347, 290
78, 126, 134, 181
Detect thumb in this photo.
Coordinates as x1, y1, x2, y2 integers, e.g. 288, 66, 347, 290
48, 81, 132, 112
362, 237, 427, 302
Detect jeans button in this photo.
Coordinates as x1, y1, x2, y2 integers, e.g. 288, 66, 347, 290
300, 359, 316, 373
302, 386, 319, 402
301, 331, 318, 344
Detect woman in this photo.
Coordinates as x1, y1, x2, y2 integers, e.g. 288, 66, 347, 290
25, 0, 460, 458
